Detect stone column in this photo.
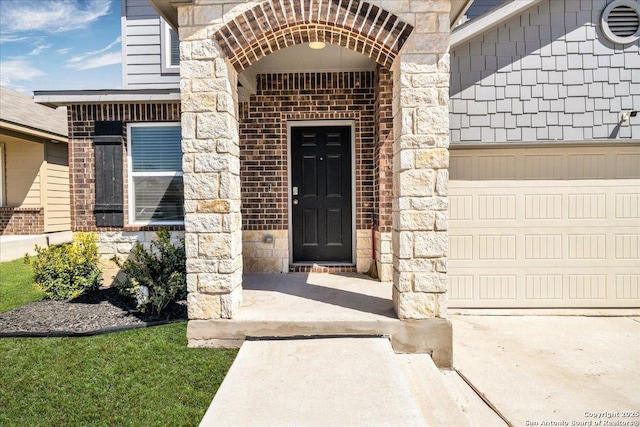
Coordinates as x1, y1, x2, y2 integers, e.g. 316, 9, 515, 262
391, 2, 450, 319
180, 15, 243, 320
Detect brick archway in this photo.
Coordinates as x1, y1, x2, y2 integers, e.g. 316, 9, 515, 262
213, 0, 414, 71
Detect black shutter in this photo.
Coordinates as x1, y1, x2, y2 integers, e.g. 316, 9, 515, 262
94, 121, 124, 227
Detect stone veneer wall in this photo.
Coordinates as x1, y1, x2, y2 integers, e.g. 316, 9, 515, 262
179, 0, 450, 320
0, 207, 44, 235
97, 230, 185, 286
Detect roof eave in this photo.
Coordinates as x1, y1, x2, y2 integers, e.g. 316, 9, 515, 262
147, 0, 193, 31
451, 0, 545, 49
1, 120, 68, 142
450, 0, 475, 29
33, 88, 181, 106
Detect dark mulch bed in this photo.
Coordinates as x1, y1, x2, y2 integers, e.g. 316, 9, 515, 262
0, 288, 187, 336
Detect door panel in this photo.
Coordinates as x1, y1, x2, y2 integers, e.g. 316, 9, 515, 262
292, 126, 352, 263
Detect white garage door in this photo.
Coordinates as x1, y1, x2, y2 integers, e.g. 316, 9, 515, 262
449, 145, 640, 308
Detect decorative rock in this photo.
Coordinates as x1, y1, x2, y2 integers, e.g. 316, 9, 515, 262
416, 107, 449, 135
415, 148, 449, 169
198, 270, 241, 293
436, 169, 449, 196
435, 211, 448, 231
393, 290, 438, 319
398, 211, 435, 231
414, 231, 448, 258
396, 169, 435, 197
197, 200, 231, 213
219, 172, 241, 199
199, 232, 238, 259
221, 286, 243, 318
183, 173, 219, 200
196, 112, 238, 139
194, 153, 239, 173
414, 273, 447, 293
188, 293, 221, 319
393, 270, 413, 292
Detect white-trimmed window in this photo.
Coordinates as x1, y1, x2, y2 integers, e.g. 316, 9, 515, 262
160, 21, 180, 74
127, 123, 183, 225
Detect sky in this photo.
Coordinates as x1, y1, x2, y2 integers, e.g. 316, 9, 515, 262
0, 0, 122, 95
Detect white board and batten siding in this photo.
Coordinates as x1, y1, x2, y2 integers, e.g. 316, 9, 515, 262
123, 0, 179, 89
449, 146, 640, 308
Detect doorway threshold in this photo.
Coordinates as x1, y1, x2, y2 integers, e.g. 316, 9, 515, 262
290, 263, 357, 273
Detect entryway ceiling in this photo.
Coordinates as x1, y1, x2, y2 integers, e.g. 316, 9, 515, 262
240, 43, 376, 90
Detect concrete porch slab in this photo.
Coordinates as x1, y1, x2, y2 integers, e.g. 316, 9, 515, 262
187, 273, 453, 367
199, 338, 426, 427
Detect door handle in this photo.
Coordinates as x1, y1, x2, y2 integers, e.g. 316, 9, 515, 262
293, 199, 299, 205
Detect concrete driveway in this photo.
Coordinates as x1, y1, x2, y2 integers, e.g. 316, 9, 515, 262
451, 314, 640, 427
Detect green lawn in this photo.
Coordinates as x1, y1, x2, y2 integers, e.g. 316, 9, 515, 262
0, 259, 237, 426
0, 258, 45, 312
0, 322, 237, 427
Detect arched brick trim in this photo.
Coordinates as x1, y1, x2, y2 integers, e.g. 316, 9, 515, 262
214, 0, 414, 71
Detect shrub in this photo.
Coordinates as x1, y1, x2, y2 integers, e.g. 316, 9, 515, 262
115, 229, 186, 317
25, 233, 102, 300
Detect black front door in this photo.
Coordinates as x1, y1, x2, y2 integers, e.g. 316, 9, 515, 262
291, 126, 352, 263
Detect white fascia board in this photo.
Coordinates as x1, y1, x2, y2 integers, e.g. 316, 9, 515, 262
33, 89, 181, 106
451, 0, 545, 49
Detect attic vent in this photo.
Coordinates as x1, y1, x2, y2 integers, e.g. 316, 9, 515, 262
601, 0, 640, 44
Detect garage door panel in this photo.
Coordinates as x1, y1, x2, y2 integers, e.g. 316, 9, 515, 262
450, 270, 640, 308
449, 146, 640, 308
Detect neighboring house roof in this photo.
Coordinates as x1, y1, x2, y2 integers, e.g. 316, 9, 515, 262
451, 0, 545, 48
149, 0, 476, 31
33, 88, 181, 106
0, 86, 68, 140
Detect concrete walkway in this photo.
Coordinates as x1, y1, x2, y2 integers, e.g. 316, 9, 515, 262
0, 231, 72, 261
200, 338, 427, 427
451, 314, 640, 427
200, 311, 640, 427
200, 336, 504, 426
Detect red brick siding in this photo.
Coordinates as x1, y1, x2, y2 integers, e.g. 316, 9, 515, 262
239, 71, 376, 231
374, 66, 393, 233
67, 103, 181, 232
0, 207, 44, 235
215, 0, 413, 71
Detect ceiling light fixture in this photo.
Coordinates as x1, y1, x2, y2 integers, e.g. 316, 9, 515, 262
309, 41, 326, 49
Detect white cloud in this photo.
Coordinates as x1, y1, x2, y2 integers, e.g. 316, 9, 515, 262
0, 59, 45, 86
0, 35, 28, 43
0, 0, 112, 34
68, 36, 121, 63
56, 48, 72, 55
29, 44, 52, 56
69, 51, 120, 71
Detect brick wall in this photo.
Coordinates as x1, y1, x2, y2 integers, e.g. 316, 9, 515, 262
238, 71, 377, 231
0, 207, 44, 235
374, 66, 393, 233
67, 103, 181, 232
